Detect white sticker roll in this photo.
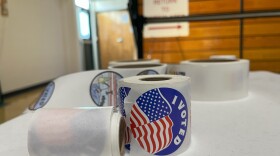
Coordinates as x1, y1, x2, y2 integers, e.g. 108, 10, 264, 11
166, 64, 186, 76
109, 59, 160, 67
28, 107, 126, 156
119, 75, 191, 156
30, 64, 167, 110
108, 63, 167, 77
180, 59, 250, 101
209, 55, 237, 60
31, 70, 111, 109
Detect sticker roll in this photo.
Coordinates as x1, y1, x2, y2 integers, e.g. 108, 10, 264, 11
30, 64, 166, 110
209, 55, 237, 60
119, 75, 191, 156
30, 70, 112, 109
109, 59, 160, 67
108, 63, 167, 77
28, 107, 126, 156
180, 59, 250, 101
166, 64, 186, 76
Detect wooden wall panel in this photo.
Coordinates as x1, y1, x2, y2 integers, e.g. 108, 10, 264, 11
244, 49, 280, 61
138, 0, 240, 16
143, 20, 240, 63
140, 1, 280, 72
138, 0, 280, 15
244, 17, 280, 73
250, 61, 280, 72
244, 17, 280, 36
144, 50, 240, 63
144, 17, 280, 72
244, 0, 280, 11
189, 0, 239, 15
244, 36, 280, 49
144, 38, 239, 52
144, 52, 184, 63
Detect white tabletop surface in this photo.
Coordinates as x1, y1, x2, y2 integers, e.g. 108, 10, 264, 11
1, 71, 279, 156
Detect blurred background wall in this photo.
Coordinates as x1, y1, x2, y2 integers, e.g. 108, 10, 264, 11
139, 0, 280, 73
1, 0, 280, 95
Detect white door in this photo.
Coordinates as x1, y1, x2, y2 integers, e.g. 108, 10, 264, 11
0, 0, 83, 93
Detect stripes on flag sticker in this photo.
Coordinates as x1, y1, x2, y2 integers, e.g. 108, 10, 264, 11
130, 88, 189, 155
119, 87, 131, 117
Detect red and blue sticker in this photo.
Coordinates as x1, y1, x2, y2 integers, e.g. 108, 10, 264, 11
120, 87, 188, 155
33, 82, 55, 110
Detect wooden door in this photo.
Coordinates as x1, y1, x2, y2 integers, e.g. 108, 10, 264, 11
97, 10, 137, 69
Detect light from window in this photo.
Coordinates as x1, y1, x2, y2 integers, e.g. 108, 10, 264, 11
78, 10, 91, 39
75, 0, 89, 10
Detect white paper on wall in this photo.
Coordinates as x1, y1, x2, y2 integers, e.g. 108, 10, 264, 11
144, 22, 189, 38
144, 0, 189, 17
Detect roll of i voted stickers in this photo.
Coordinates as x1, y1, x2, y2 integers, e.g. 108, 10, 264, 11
109, 59, 160, 67
28, 107, 126, 156
119, 75, 191, 156
30, 63, 167, 110
29, 82, 55, 110
30, 70, 114, 110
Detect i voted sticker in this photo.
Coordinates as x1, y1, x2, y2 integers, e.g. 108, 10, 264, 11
130, 88, 188, 155
32, 82, 55, 110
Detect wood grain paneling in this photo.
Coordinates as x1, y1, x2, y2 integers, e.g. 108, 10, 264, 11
144, 38, 239, 52
138, 0, 240, 16
144, 20, 240, 63
144, 17, 280, 72
244, 0, 280, 11
144, 50, 240, 63
140, 1, 280, 72
145, 52, 184, 63
138, 0, 280, 15
189, 0, 240, 15
244, 36, 280, 49
244, 17, 280, 73
244, 49, 280, 61
244, 17, 280, 36
250, 61, 280, 73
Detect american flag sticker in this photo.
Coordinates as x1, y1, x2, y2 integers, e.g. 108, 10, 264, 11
119, 87, 131, 117
130, 88, 188, 155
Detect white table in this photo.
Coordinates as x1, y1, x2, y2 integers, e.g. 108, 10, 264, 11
1, 71, 279, 156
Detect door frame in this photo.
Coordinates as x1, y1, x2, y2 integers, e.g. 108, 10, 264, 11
89, 0, 134, 69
